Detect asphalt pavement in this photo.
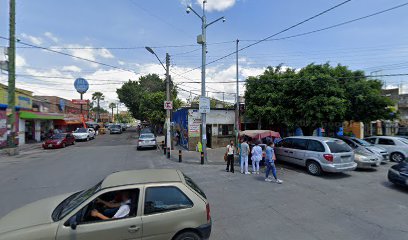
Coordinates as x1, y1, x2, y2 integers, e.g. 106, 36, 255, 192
0, 128, 407, 240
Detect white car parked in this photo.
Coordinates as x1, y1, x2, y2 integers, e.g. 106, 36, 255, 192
73, 128, 96, 141
364, 136, 408, 162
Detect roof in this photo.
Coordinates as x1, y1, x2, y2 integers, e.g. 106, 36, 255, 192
286, 136, 339, 141
101, 169, 183, 189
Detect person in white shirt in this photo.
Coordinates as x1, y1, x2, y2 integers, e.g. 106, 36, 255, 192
91, 191, 131, 220
251, 141, 263, 174
225, 140, 235, 173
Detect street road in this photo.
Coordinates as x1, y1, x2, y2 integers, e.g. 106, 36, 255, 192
0, 129, 407, 240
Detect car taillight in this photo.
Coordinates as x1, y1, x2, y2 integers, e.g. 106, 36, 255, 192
206, 203, 211, 223
323, 154, 333, 162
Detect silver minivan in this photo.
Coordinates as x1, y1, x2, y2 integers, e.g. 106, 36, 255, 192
275, 136, 357, 176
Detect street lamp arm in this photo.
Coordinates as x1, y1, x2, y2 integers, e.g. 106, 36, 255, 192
187, 6, 203, 20
145, 46, 167, 71
206, 16, 225, 28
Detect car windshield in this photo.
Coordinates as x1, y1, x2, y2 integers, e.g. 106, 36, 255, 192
183, 173, 207, 199
326, 140, 352, 153
141, 134, 155, 139
52, 181, 101, 221
75, 128, 87, 133
49, 134, 65, 139
352, 138, 373, 146
398, 138, 408, 145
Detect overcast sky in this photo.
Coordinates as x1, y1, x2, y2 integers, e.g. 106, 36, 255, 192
1, 0, 408, 110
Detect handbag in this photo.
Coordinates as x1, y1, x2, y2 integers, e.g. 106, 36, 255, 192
224, 153, 228, 162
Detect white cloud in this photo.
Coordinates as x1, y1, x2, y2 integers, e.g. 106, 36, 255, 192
118, 61, 125, 66
62, 65, 82, 73
16, 54, 27, 67
61, 44, 115, 68
44, 32, 59, 43
196, 0, 236, 12
21, 33, 43, 45
99, 48, 114, 59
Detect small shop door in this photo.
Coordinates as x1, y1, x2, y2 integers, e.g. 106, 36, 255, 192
206, 125, 212, 148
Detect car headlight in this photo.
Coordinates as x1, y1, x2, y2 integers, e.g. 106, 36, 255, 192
389, 168, 400, 176
57, 140, 62, 145
355, 154, 369, 162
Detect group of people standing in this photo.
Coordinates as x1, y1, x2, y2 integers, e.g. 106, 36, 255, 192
225, 138, 283, 184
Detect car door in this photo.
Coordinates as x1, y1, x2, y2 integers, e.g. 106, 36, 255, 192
274, 139, 291, 162
377, 138, 396, 153
291, 138, 308, 166
142, 184, 195, 240
56, 187, 143, 240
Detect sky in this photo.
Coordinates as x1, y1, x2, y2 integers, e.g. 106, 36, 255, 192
1, 0, 408, 110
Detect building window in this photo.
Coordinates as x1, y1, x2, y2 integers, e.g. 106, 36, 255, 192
218, 124, 234, 136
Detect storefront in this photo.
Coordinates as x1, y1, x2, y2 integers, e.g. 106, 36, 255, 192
18, 111, 64, 144
173, 108, 235, 151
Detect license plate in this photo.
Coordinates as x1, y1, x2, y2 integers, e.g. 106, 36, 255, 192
48, 144, 53, 147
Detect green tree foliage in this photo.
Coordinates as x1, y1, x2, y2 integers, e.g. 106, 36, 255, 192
244, 63, 395, 133
91, 92, 105, 122
117, 74, 182, 124
114, 112, 135, 123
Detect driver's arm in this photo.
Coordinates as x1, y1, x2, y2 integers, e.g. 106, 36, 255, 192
91, 210, 110, 220
97, 198, 121, 208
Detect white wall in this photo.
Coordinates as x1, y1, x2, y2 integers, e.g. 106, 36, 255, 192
18, 118, 25, 145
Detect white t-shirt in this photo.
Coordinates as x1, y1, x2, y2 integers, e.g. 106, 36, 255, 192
113, 199, 131, 219
226, 145, 235, 155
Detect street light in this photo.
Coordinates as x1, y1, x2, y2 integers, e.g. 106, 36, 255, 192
145, 47, 171, 158
187, 0, 225, 163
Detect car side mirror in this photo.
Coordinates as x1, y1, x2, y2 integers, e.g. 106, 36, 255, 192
68, 215, 77, 230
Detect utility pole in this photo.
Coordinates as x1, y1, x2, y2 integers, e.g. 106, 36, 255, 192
7, 0, 16, 149
222, 92, 225, 108
235, 39, 240, 145
187, 1, 225, 162
166, 53, 171, 158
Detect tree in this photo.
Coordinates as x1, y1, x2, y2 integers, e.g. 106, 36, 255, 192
108, 103, 116, 122
92, 92, 105, 122
117, 74, 182, 124
244, 63, 395, 135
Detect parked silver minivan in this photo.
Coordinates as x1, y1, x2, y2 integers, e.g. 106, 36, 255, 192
275, 136, 357, 176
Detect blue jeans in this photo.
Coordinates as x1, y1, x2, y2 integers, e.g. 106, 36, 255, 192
265, 161, 277, 179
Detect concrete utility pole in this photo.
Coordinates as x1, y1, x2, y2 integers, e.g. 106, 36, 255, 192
187, 1, 225, 162
235, 39, 240, 145
145, 47, 171, 158
166, 53, 171, 157
7, 0, 16, 148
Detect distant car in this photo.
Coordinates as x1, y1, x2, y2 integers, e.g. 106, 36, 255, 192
275, 136, 357, 176
364, 136, 408, 162
0, 169, 211, 240
110, 125, 122, 134
137, 133, 157, 150
388, 162, 408, 187
336, 136, 389, 163
43, 133, 75, 149
73, 128, 96, 141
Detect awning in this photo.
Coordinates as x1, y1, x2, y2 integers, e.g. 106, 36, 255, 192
239, 130, 281, 139
19, 111, 64, 120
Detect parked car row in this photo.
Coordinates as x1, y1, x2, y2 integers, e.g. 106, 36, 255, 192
272, 136, 407, 176
42, 128, 96, 149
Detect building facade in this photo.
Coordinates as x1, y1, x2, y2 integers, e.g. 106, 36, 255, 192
172, 108, 235, 150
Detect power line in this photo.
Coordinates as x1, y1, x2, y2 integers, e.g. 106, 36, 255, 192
0, 36, 139, 75
180, 1, 408, 76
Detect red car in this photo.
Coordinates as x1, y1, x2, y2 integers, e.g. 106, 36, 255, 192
42, 133, 75, 149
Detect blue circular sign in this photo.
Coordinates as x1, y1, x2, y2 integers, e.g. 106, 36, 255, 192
74, 78, 89, 94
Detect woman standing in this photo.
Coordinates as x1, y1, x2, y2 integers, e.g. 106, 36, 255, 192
251, 141, 262, 174
225, 140, 235, 173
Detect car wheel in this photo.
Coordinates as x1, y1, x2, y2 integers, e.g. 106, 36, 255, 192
391, 152, 404, 163
173, 231, 200, 240
306, 161, 322, 176
87, 136, 90, 141
72, 141, 75, 145
62, 143, 66, 148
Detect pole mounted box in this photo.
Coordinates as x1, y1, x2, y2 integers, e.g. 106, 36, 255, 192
197, 34, 205, 44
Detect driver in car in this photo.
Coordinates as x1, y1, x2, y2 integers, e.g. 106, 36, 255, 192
91, 191, 131, 220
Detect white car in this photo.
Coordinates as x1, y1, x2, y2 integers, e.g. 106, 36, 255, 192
73, 128, 96, 141
137, 133, 157, 150
364, 136, 408, 162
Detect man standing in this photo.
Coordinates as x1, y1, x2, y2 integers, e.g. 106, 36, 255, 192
240, 138, 250, 174
265, 141, 283, 183
225, 140, 235, 173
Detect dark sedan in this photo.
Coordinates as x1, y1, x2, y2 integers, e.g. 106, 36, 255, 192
42, 133, 75, 149
388, 162, 408, 187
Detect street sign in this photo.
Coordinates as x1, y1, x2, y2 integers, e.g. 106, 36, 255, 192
74, 78, 89, 94
164, 101, 173, 110
72, 99, 89, 105
199, 96, 210, 113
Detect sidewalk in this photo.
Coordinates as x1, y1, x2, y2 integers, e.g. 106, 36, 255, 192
156, 136, 229, 165
0, 142, 42, 158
